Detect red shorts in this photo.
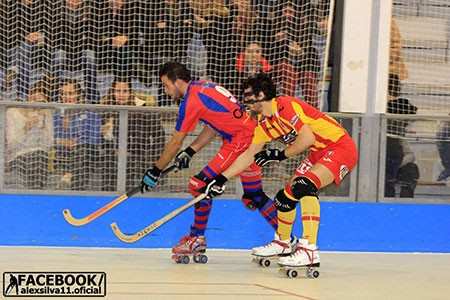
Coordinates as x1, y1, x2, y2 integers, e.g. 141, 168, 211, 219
190, 138, 262, 197
294, 135, 358, 185
200, 137, 262, 181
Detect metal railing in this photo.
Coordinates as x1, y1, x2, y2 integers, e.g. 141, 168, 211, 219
1, 101, 449, 203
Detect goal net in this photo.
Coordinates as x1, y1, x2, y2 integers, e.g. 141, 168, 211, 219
1, 0, 336, 193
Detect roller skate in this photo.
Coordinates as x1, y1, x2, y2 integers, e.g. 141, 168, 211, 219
251, 234, 297, 268
278, 239, 320, 279
171, 235, 208, 264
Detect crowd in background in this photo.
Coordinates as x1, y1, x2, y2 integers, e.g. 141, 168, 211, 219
0, 0, 331, 106
2, 0, 446, 197
0, 0, 333, 191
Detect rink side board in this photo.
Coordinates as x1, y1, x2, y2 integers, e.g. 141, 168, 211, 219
0, 194, 449, 253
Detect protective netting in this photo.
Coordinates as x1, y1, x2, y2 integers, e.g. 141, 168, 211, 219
385, 1, 450, 192
391, 0, 450, 114
3, 103, 355, 197
0, 0, 334, 108
1, 0, 338, 194
383, 114, 450, 199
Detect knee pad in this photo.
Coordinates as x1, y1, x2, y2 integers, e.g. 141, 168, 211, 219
291, 176, 319, 200
188, 173, 208, 197
241, 192, 270, 211
274, 189, 298, 212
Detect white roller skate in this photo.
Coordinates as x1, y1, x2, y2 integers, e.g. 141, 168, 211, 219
171, 235, 208, 264
251, 234, 297, 267
278, 239, 320, 279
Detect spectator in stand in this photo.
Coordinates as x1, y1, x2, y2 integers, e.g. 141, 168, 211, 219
6, 0, 52, 101
236, 42, 271, 77
53, 79, 102, 190
270, 1, 320, 107
146, 0, 194, 65
0, 1, 6, 73
252, 0, 279, 57
314, 1, 334, 111
141, 0, 194, 106
390, 18, 408, 82
234, 42, 271, 95
52, 0, 99, 103
273, 41, 299, 97
295, 41, 320, 107
99, 0, 140, 79
385, 75, 419, 198
5, 81, 53, 189
231, 0, 256, 50
191, 0, 233, 87
436, 120, 450, 182
100, 79, 165, 190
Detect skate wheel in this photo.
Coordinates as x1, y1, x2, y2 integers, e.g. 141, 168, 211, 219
194, 254, 208, 264
181, 255, 190, 264
287, 269, 298, 278
258, 258, 264, 266
199, 255, 208, 264
262, 259, 271, 267
305, 267, 320, 278
306, 268, 320, 278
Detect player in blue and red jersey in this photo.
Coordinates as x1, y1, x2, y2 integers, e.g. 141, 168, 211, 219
140, 62, 283, 261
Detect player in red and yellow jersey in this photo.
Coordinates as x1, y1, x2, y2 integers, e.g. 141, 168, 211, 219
140, 62, 279, 261
204, 73, 358, 268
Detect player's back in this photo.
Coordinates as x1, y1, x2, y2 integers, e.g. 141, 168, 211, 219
176, 81, 255, 142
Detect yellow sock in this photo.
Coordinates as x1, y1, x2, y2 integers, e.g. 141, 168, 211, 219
300, 196, 320, 245
277, 209, 296, 241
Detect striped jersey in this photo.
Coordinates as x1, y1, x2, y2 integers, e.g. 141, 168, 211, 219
175, 81, 255, 142
252, 96, 347, 151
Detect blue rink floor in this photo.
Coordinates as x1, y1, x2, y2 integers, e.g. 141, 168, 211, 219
0, 194, 449, 252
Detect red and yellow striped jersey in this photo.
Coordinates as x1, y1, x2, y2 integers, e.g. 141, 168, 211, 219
251, 96, 347, 151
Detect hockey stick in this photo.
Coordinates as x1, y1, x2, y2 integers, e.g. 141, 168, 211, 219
110, 193, 207, 243
63, 165, 178, 226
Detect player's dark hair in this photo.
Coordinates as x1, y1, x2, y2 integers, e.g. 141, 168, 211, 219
241, 72, 277, 101
159, 61, 191, 83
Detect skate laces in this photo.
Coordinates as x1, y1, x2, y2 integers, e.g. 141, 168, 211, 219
265, 239, 289, 249
293, 245, 315, 265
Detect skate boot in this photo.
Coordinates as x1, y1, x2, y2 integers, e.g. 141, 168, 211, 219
171, 235, 208, 264
251, 234, 297, 267
278, 239, 320, 278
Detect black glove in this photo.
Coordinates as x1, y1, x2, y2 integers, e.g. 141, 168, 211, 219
141, 166, 162, 193
204, 174, 228, 198
174, 146, 196, 170
254, 148, 287, 167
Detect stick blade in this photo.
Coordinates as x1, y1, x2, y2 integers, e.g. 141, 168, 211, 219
110, 222, 139, 243
62, 209, 90, 226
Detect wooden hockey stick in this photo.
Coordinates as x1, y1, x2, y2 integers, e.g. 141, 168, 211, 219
63, 165, 178, 226
110, 193, 207, 243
